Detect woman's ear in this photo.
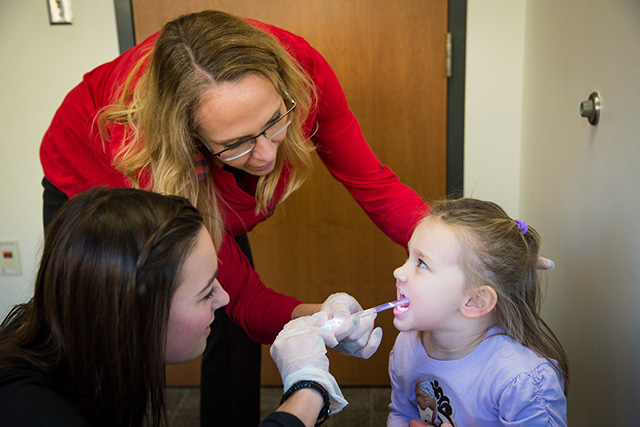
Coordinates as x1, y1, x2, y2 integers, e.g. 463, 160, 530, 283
461, 285, 497, 319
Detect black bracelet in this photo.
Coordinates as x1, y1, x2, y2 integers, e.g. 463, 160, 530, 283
280, 380, 331, 426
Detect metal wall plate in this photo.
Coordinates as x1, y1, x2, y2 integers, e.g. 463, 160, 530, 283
48, 0, 73, 25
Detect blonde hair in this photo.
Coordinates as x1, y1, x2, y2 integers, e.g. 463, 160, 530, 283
98, 10, 317, 246
427, 198, 569, 394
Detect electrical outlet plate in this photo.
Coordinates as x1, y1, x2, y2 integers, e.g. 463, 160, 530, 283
1, 240, 22, 276
48, 0, 73, 25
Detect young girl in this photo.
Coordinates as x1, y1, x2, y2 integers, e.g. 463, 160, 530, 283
388, 198, 568, 427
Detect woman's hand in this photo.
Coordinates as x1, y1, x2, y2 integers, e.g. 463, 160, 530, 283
270, 312, 348, 414
320, 292, 383, 359
537, 257, 555, 270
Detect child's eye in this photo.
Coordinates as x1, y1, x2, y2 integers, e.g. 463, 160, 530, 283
418, 259, 429, 270
203, 288, 215, 301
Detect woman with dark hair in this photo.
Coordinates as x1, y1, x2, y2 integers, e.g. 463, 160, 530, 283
0, 187, 348, 427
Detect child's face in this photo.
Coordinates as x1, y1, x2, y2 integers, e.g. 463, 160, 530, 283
165, 226, 229, 364
393, 217, 470, 332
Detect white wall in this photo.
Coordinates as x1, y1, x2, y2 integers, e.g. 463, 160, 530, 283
467, 0, 640, 423
0, 1, 119, 317
464, 0, 526, 216
520, 0, 640, 424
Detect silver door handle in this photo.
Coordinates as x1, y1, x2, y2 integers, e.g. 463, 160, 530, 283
580, 91, 601, 126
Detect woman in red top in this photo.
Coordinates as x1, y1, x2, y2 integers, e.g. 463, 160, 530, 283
40, 10, 427, 425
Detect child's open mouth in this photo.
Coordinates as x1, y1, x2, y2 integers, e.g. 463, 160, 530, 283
395, 291, 410, 314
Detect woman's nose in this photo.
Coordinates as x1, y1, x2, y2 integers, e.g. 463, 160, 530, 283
213, 280, 230, 310
250, 134, 279, 161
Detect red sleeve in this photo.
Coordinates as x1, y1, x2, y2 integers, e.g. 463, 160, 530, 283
313, 52, 428, 247
217, 232, 302, 344
302, 46, 429, 247
255, 23, 429, 247
40, 33, 159, 198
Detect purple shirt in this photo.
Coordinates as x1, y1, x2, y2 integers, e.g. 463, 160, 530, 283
388, 327, 567, 426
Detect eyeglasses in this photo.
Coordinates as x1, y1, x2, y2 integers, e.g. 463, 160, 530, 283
198, 96, 296, 162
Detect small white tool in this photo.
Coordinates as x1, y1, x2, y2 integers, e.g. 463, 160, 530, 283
321, 297, 409, 330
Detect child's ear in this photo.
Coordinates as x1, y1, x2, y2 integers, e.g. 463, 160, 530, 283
461, 285, 497, 319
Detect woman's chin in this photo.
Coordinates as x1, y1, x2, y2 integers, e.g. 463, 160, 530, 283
246, 161, 275, 176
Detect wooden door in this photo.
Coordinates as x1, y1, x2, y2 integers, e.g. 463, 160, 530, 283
131, 0, 448, 386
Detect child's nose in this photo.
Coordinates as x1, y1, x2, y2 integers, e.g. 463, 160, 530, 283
393, 266, 407, 282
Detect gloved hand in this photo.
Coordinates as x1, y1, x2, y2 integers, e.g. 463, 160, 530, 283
536, 257, 555, 270
320, 292, 383, 359
270, 312, 348, 414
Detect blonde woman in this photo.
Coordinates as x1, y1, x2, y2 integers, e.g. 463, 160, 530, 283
40, 10, 426, 425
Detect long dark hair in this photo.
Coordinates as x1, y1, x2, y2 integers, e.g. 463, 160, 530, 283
0, 187, 204, 426
428, 198, 569, 394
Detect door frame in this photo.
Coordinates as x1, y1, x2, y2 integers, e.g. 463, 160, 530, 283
112, 0, 465, 196
447, 0, 466, 198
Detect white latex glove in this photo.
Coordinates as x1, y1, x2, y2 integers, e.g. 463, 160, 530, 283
537, 257, 555, 270
270, 312, 348, 414
320, 292, 383, 359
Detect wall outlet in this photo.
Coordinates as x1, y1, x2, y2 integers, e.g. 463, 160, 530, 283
1, 240, 22, 276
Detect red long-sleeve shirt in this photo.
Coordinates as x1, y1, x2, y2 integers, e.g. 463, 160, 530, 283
40, 19, 427, 343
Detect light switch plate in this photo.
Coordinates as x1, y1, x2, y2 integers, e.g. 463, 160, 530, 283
1, 240, 22, 276
48, 0, 73, 25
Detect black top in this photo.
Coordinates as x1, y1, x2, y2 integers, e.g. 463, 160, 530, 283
0, 369, 304, 427
0, 369, 90, 426
260, 412, 306, 427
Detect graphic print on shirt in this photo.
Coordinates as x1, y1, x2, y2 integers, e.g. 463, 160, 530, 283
415, 378, 455, 426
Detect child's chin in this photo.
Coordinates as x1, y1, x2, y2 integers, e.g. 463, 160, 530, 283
393, 317, 409, 332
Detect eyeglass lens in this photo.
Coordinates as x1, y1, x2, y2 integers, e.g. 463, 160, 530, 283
218, 109, 294, 161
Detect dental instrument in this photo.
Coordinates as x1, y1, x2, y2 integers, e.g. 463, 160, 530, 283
321, 297, 409, 330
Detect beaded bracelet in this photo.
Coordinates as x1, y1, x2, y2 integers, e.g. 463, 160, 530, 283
280, 380, 331, 426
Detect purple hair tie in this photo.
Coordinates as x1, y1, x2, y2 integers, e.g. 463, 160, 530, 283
515, 219, 528, 235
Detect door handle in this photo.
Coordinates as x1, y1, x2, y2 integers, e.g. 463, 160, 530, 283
580, 91, 601, 126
